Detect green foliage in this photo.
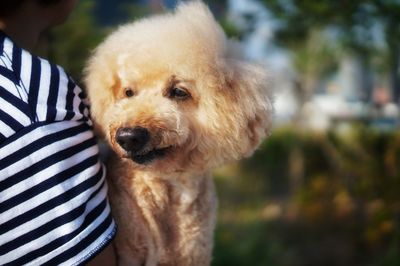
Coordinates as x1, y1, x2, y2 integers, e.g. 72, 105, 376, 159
213, 220, 291, 266
213, 126, 400, 266
261, 0, 392, 51
122, 2, 152, 20
219, 17, 243, 39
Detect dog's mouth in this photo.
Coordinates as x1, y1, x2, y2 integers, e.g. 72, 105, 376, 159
114, 126, 176, 165
128, 146, 171, 164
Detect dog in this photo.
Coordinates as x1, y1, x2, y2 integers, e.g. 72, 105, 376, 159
84, 1, 273, 265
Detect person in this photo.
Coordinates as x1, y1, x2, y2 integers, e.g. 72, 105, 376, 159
0, 0, 117, 265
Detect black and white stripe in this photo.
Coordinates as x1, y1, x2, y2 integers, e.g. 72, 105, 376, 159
0, 31, 116, 265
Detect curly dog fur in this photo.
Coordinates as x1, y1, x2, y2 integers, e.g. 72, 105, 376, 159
84, 1, 273, 265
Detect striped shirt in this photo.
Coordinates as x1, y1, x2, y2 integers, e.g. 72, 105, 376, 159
0, 31, 116, 265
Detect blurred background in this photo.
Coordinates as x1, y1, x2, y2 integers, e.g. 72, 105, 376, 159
37, 0, 400, 265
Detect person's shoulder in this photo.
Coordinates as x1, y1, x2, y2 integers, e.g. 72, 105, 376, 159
32, 51, 79, 89
1, 32, 73, 85
34, 53, 70, 78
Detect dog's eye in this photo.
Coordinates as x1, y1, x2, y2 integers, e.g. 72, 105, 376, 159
124, 88, 134, 98
169, 87, 190, 100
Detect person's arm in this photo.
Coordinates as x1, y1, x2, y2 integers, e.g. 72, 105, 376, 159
87, 243, 117, 266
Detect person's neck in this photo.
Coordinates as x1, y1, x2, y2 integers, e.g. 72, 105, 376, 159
0, 22, 42, 51
0, 4, 49, 51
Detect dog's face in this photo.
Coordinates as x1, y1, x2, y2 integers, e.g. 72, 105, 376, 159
85, 1, 273, 173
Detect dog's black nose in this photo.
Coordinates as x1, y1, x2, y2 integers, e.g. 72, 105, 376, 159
116, 127, 150, 152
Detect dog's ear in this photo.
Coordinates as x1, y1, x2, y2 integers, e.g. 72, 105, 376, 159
225, 59, 274, 158
84, 53, 118, 139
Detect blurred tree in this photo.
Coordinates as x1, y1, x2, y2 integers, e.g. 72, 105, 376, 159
261, 0, 400, 103
290, 29, 338, 114
94, 0, 143, 26
376, 1, 400, 104
36, 0, 105, 85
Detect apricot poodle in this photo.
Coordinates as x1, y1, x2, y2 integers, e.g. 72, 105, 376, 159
85, 1, 273, 265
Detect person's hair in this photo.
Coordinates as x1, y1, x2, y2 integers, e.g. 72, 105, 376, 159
0, 0, 62, 17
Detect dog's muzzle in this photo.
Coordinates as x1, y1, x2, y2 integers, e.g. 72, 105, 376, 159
115, 126, 168, 164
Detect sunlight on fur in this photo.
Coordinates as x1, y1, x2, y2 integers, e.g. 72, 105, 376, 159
85, 1, 273, 265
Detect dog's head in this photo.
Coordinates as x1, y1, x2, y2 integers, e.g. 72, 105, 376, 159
85, 1, 273, 173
